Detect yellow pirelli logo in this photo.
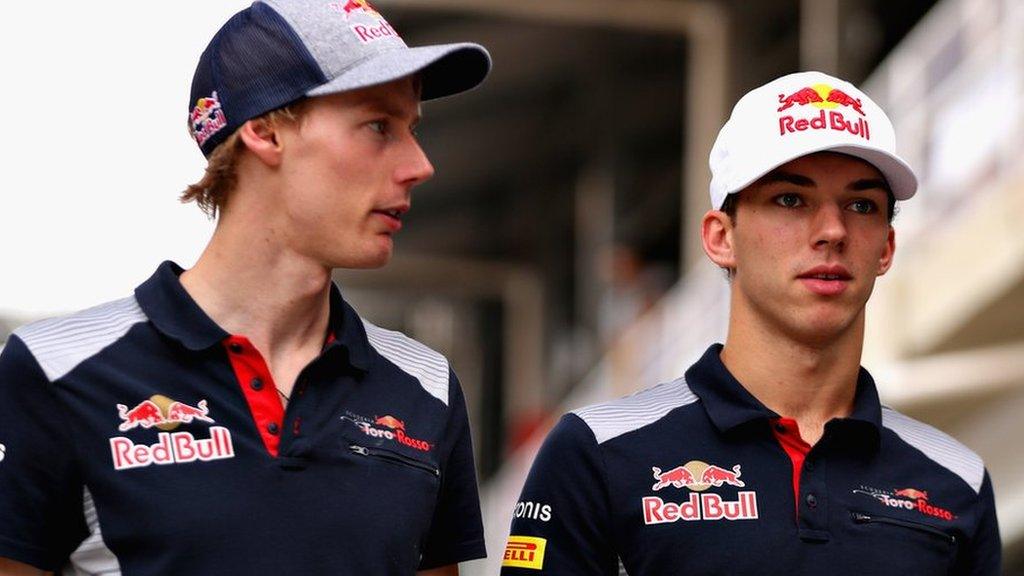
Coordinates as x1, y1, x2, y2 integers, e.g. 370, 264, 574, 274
502, 535, 547, 569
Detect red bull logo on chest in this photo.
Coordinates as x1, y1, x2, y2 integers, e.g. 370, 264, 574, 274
110, 396, 235, 471
776, 83, 870, 141
643, 460, 758, 524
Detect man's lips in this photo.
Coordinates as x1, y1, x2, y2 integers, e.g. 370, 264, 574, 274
371, 205, 409, 232
797, 265, 852, 296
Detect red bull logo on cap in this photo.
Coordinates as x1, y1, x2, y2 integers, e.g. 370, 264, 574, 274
190, 91, 228, 147
644, 459, 758, 524
853, 485, 956, 521
328, 0, 401, 44
111, 395, 233, 471
776, 83, 870, 141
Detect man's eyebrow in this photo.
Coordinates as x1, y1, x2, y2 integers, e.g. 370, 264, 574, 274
352, 96, 421, 124
849, 178, 891, 194
757, 171, 815, 187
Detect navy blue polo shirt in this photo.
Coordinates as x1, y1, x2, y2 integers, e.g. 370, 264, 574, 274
0, 261, 486, 574
502, 344, 1000, 575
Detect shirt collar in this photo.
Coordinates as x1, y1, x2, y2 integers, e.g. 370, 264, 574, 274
135, 261, 228, 351
135, 261, 371, 371
685, 343, 882, 441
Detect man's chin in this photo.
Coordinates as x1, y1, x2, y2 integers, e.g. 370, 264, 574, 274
332, 249, 393, 270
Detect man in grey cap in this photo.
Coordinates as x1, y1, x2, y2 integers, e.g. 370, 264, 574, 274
0, 1, 490, 574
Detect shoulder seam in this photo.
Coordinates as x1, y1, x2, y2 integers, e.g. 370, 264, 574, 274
361, 319, 450, 406
881, 406, 984, 494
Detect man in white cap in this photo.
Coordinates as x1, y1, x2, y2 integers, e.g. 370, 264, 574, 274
0, 1, 490, 574
500, 72, 1000, 575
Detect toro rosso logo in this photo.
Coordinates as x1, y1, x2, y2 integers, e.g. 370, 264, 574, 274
853, 485, 956, 521
190, 91, 228, 146
342, 412, 432, 452
643, 460, 758, 524
776, 83, 870, 140
110, 396, 234, 471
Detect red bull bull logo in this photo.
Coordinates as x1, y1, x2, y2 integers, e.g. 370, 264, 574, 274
853, 485, 955, 521
329, 0, 381, 19
644, 460, 757, 523
776, 83, 870, 141
190, 91, 228, 146
117, 396, 214, 432
651, 460, 745, 492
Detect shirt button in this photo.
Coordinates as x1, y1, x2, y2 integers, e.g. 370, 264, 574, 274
228, 342, 243, 354
805, 460, 815, 471
250, 377, 264, 391
267, 422, 280, 435
806, 494, 818, 508
774, 422, 786, 432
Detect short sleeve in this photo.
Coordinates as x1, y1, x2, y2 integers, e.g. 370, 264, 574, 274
0, 336, 88, 570
962, 470, 1001, 576
501, 413, 618, 575
417, 369, 486, 570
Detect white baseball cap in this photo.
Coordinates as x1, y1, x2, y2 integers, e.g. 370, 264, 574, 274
708, 71, 917, 209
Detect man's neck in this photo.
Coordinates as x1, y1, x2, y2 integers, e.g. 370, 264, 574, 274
719, 303, 866, 445
179, 218, 333, 364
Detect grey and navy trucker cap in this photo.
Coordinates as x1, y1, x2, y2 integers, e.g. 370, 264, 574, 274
189, 0, 491, 156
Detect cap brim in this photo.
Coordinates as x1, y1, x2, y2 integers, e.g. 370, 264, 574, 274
306, 42, 491, 101
828, 144, 918, 201
725, 142, 918, 204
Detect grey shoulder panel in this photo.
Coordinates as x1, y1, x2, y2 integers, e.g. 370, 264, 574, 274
362, 319, 450, 405
881, 406, 985, 494
14, 297, 147, 382
573, 377, 699, 444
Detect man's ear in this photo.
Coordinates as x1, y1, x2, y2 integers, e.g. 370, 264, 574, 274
702, 209, 737, 272
876, 226, 896, 276
237, 117, 284, 167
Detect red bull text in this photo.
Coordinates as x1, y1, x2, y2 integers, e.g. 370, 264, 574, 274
643, 492, 759, 524
110, 427, 235, 471
351, 20, 399, 44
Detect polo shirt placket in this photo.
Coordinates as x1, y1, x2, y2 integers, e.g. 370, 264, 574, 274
503, 344, 1001, 575
0, 261, 486, 575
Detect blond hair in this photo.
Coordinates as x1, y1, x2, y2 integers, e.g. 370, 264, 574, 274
181, 104, 304, 218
